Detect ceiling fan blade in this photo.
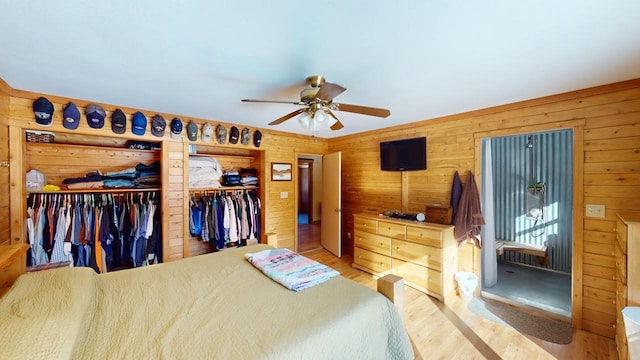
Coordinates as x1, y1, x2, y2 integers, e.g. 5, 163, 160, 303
268, 108, 306, 126
326, 110, 344, 130
315, 83, 346, 101
333, 103, 391, 118
242, 99, 305, 105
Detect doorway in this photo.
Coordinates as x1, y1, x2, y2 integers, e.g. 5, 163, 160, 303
480, 129, 574, 320
297, 155, 322, 253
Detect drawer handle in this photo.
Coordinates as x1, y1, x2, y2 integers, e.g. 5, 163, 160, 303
358, 256, 362, 259
363, 223, 367, 227
380, 242, 384, 246
420, 233, 424, 237
380, 262, 384, 266
396, 246, 400, 250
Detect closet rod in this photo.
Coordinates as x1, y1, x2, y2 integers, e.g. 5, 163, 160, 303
27, 187, 161, 195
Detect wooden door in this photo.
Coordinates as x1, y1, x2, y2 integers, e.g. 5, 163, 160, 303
321, 152, 341, 257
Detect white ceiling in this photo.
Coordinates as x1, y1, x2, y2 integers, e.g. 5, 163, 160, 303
1, 1, 639, 138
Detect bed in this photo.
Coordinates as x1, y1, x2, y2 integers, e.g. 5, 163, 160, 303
0, 244, 413, 359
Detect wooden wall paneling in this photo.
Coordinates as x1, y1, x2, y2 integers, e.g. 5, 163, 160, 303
163, 140, 183, 262
4, 76, 639, 340
0, 82, 9, 245
330, 79, 640, 339
23, 142, 160, 186
4, 87, 319, 262
8, 126, 24, 245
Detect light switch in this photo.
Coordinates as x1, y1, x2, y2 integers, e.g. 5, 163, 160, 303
280, 192, 288, 199
586, 204, 605, 218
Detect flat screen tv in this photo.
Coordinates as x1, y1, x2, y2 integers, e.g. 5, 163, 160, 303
380, 137, 427, 171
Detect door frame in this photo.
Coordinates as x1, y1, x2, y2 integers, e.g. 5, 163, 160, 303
473, 119, 585, 328
297, 158, 314, 220
294, 152, 322, 253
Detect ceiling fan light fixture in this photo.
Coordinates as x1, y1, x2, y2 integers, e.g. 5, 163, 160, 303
298, 111, 311, 129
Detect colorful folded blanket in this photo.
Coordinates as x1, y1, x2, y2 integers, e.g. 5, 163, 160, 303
245, 248, 339, 291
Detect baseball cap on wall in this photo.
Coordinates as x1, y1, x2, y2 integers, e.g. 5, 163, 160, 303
33, 97, 54, 127
241, 128, 251, 145
132, 112, 147, 135
187, 120, 198, 141
62, 102, 80, 130
216, 124, 227, 144
170, 118, 183, 139
202, 123, 214, 142
151, 114, 166, 137
229, 126, 240, 144
111, 109, 126, 134
253, 129, 262, 148
86, 104, 106, 129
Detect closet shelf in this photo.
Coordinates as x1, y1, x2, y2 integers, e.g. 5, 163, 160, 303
189, 153, 255, 162
27, 187, 161, 194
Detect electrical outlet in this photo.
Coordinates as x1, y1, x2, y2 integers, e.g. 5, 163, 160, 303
280, 191, 288, 199
586, 204, 605, 218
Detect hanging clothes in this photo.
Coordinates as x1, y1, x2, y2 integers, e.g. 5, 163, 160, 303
453, 171, 485, 248
191, 189, 261, 250
25, 191, 161, 272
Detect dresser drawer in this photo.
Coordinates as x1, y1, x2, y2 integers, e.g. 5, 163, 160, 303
354, 216, 378, 234
392, 258, 442, 295
377, 221, 405, 239
354, 231, 391, 256
392, 239, 441, 271
406, 226, 443, 248
615, 240, 627, 285
354, 247, 391, 274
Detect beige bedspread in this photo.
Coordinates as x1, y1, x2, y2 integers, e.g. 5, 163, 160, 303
0, 244, 413, 359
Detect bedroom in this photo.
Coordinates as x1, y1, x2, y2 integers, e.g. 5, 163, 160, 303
1, 2, 640, 359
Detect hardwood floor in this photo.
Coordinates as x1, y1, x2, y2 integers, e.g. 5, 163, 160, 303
304, 248, 618, 360
297, 222, 322, 253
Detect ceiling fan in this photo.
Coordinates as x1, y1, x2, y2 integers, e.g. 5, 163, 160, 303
241, 75, 390, 131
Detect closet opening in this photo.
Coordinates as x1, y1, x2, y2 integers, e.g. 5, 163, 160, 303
480, 129, 573, 321
296, 154, 322, 253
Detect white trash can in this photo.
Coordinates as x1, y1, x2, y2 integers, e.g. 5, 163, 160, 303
455, 271, 478, 301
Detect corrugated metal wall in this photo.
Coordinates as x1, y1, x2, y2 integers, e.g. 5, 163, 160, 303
491, 129, 573, 273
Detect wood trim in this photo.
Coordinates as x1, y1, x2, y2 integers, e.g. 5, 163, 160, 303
573, 125, 585, 329
8, 126, 24, 244
182, 140, 190, 258
473, 119, 587, 139
472, 123, 585, 329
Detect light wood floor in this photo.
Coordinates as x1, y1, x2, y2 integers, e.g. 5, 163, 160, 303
297, 222, 321, 253
304, 247, 618, 360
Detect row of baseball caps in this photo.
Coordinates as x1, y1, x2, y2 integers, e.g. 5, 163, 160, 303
32, 97, 262, 147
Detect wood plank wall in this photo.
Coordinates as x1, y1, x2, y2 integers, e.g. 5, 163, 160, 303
2, 77, 638, 339
1, 83, 329, 261
330, 79, 640, 339
0, 78, 10, 246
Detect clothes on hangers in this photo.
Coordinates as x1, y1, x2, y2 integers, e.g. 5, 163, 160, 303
26, 191, 162, 272
189, 189, 261, 250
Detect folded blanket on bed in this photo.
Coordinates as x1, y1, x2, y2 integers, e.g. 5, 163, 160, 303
245, 248, 339, 291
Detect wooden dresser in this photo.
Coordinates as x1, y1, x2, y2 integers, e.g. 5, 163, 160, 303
352, 213, 457, 303
615, 211, 640, 360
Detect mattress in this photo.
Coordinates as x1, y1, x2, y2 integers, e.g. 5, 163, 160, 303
0, 244, 413, 360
